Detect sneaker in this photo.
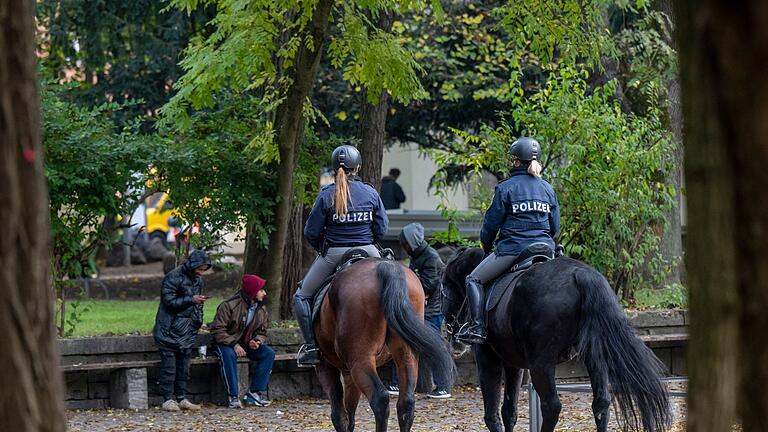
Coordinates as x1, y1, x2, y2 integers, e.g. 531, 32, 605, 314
227, 396, 242, 409
177, 398, 201, 410
243, 392, 271, 407
161, 399, 180, 411
386, 385, 399, 396
427, 389, 452, 399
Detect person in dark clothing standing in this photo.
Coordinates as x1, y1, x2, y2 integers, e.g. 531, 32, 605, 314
387, 222, 452, 399
210, 274, 275, 408
153, 249, 211, 411
380, 168, 406, 210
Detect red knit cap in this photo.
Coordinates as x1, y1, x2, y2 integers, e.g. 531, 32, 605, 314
242, 274, 266, 298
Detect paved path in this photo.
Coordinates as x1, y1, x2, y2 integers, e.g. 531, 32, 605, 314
68, 386, 686, 431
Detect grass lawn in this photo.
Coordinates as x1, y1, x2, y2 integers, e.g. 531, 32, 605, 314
62, 297, 224, 338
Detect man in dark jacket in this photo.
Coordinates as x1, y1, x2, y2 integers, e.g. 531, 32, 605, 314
210, 274, 275, 408
380, 168, 406, 210
153, 249, 211, 411
388, 223, 452, 399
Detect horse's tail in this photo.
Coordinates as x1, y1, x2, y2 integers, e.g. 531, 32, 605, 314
575, 267, 672, 432
377, 260, 456, 385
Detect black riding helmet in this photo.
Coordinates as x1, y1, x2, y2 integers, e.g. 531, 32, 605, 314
332, 145, 362, 171
509, 137, 540, 162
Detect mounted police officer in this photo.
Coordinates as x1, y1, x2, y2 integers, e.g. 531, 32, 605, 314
457, 137, 561, 345
294, 145, 389, 366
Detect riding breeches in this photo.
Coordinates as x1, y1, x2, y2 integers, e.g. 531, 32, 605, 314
468, 252, 519, 284
296, 245, 381, 300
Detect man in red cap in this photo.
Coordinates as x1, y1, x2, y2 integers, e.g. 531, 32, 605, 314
210, 274, 275, 408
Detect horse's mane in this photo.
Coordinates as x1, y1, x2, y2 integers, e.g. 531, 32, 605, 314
444, 246, 471, 266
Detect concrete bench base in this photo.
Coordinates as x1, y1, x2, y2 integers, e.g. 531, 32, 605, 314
109, 368, 148, 409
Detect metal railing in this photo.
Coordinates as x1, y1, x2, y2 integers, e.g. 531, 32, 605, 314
527, 377, 687, 431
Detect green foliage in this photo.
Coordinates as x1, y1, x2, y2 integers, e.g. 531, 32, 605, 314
155, 93, 277, 250
635, 283, 687, 309
429, 69, 676, 300
494, 0, 618, 69
43, 80, 155, 279
510, 69, 676, 299
38, 0, 213, 129
161, 0, 439, 129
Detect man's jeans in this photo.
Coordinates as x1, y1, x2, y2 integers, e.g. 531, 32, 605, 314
391, 315, 451, 391
159, 348, 192, 401
215, 343, 275, 397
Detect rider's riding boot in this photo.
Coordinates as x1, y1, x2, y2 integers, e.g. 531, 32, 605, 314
458, 276, 486, 344
293, 293, 321, 367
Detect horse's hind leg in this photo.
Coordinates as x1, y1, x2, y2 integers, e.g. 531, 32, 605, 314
475, 344, 505, 432
530, 368, 562, 432
391, 338, 418, 432
350, 362, 390, 432
501, 367, 523, 431
585, 359, 611, 432
342, 372, 362, 432
317, 362, 349, 432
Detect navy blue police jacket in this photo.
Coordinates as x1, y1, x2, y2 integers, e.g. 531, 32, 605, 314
304, 176, 389, 251
480, 166, 560, 257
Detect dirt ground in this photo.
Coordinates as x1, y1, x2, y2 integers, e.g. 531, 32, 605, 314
67, 385, 687, 432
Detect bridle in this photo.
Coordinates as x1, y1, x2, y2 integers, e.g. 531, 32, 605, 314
442, 281, 469, 338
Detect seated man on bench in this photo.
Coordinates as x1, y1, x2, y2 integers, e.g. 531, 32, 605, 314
210, 274, 275, 408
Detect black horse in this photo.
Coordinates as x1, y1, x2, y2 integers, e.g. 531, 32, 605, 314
441, 247, 672, 432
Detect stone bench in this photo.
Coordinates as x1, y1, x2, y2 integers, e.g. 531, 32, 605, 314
63, 352, 296, 409
60, 311, 688, 409
60, 330, 318, 409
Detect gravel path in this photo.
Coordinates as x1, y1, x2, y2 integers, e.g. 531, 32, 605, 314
67, 385, 687, 431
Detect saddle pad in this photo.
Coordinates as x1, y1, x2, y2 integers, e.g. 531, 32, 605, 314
311, 282, 331, 324
485, 270, 526, 312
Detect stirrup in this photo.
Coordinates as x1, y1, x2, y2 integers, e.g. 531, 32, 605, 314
457, 326, 486, 345
297, 344, 321, 368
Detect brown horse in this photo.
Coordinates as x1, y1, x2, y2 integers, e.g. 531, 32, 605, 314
313, 258, 455, 432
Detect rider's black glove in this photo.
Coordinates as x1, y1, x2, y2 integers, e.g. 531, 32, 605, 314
555, 244, 565, 258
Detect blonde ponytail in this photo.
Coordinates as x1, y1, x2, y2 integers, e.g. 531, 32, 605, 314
334, 168, 350, 217
528, 160, 543, 177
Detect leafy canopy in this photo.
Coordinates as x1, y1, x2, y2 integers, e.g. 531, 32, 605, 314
161, 0, 442, 129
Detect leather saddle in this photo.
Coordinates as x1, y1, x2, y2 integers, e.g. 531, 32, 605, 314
484, 242, 555, 311
311, 247, 395, 322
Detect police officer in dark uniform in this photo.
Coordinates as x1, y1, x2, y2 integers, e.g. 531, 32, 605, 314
294, 145, 389, 366
457, 137, 561, 344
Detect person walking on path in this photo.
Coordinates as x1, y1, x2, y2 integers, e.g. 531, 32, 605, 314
380, 168, 406, 210
153, 249, 211, 411
210, 274, 275, 408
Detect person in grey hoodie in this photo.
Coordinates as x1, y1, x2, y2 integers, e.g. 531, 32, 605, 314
387, 222, 452, 398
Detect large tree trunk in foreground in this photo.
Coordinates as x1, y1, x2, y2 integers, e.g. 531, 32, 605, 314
676, 1, 768, 430
0, 0, 66, 430
260, 0, 334, 319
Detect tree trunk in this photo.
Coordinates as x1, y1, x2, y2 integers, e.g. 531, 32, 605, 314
358, 12, 393, 189
359, 88, 390, 189
657, 0, 684, 287
280, 201, 304, 319
260, 0, 335, 319
676, 1, 768, 430
0, 0, 66, 429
